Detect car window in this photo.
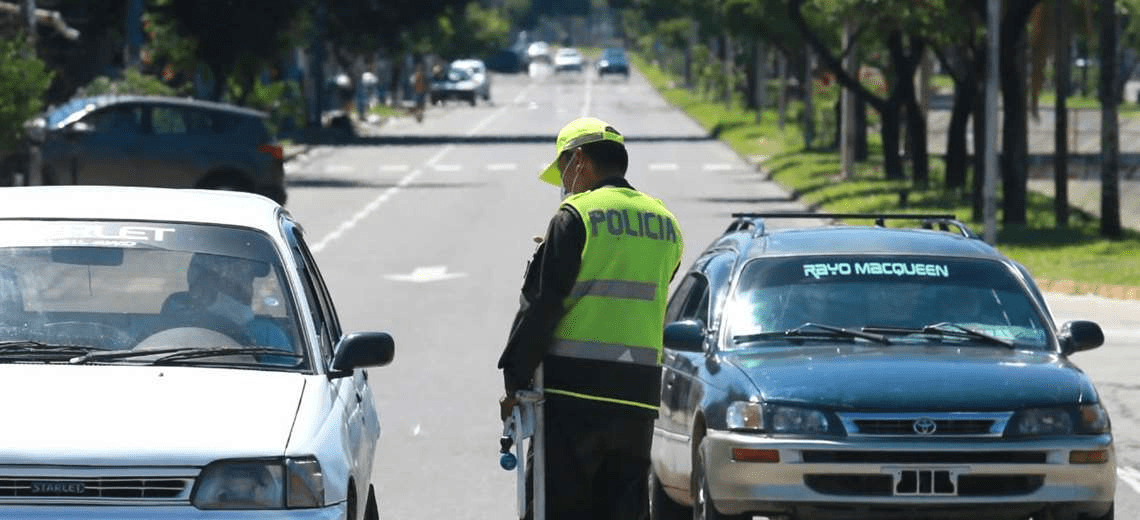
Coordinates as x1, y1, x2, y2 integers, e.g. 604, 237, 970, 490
666, 274, 699, 323
150, 106, 188, 135
183, 108, 223, 134
83, 105, 143, 134
727, 255, 1050, 350
666, 273, 709, 324
287, 226, 341, 364
0, 220, 307, 369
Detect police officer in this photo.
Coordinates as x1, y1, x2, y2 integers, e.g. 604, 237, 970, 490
497, 117, 683, 520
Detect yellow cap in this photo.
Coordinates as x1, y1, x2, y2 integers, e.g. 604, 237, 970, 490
538, 117, 625, 186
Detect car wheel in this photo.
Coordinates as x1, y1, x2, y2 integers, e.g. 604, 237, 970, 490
468, 94, 476, 106
363, 484, 380, 520
650, 467, 690, 520
693, 440, 750, 520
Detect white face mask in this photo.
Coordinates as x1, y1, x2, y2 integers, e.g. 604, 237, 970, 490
207, 290, 255, 325
560, 154, 580, 201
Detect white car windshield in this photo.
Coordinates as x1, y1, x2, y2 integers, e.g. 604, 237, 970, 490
0, 220, 306, 369
726, 255, 1051, 350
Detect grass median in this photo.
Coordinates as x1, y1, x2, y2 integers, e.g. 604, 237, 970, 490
633, 55, 1140, 294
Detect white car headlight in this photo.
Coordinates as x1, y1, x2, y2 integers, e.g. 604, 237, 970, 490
192, 457, 323, 510
726, 402, 829, 434
1010, 404, 1110, 436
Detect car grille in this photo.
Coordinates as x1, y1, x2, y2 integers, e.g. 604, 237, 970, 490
838, 412, 1013, 438
0, 476, 192, 503
801, 451, 1047, 464
805, 474, 1044, 497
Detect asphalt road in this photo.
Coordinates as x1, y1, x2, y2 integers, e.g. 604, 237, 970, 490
281, 66, 1139, 519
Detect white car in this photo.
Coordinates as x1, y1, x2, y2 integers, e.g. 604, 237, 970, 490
554, 48, 584, 73
451, 59, 491, 101
0, 186, 394, 519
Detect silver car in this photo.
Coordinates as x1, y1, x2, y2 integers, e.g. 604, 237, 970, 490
0, 186, 392, 519
36, 96, 287, 205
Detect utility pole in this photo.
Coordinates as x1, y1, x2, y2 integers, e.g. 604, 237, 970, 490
1099, 0, 1121, 238
21, 0, 41, 186
307, 1, 327, 128
1054, 0, 1071, 228
984, 0, 1000, 244
125, 0, 144, 68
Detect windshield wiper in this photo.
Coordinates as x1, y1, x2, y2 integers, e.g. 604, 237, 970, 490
70, 346, 301, 365
0, 342, 110, 361
861, 323, 1015, 348
734, 322, 891, 345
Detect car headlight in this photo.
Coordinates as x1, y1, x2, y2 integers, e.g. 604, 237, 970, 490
192, 457, 323, 510
726, 401, 830, 434
1009, 404, 1109, 436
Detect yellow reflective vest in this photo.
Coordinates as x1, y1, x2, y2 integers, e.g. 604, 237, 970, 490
545, 186, 683, 412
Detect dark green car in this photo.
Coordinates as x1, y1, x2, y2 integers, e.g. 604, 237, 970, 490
651, 213, 1114, 520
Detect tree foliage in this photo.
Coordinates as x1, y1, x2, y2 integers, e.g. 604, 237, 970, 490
0, 35, 52, 151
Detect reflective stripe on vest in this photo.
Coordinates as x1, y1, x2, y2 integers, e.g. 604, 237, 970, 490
570, 279, 658, 301
549, 339, 659, 366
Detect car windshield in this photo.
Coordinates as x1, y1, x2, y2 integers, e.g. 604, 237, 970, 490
45, 98, 97, 128
725, 255, 1051, 350
447, 68, 471, 81
0, 220, 307, 370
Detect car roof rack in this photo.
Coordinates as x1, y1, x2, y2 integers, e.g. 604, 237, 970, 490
728, 212, 980, 239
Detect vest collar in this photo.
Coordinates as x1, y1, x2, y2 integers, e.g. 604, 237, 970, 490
589, 176, 635, 191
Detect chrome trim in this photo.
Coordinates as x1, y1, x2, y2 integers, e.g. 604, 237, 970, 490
838, 412, 1013, 438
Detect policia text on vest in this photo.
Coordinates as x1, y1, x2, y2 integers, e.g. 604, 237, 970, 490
585, 209, 679, 243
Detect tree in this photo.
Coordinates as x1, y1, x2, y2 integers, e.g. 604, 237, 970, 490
1100, 0, 1122, 238
145, 0, 308, 102
0, 35, 52, 152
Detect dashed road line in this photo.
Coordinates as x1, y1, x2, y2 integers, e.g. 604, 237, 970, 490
324, 164, 355, 174
649, 163, 678, 171
487, 163, 517, 171
702, 163, 735, 171
433, 164, 461, 172
1119, 466, 1140, 495
379, 164, 409, 173
312, 82, 536, 253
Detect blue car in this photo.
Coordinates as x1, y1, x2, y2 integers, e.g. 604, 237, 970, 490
650, 213, 1114, 520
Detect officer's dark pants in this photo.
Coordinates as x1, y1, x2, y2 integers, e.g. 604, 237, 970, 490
526, 397, 654, 520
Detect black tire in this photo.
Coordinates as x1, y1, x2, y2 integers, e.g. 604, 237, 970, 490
693, 440, 750, 520
468, 94, 476, 106
363, 485, 380, 520
650, 467, 690, 520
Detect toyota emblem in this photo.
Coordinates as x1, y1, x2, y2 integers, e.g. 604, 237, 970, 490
913, 417, 937, 435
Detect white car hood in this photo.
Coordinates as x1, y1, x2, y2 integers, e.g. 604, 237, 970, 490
0, 364, 305, 466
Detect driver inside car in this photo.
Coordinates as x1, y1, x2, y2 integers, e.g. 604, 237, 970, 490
161, 253, 291, 349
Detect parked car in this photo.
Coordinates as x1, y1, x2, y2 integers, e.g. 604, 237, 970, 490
430, 66, 479, 106
651, 213, 1114, 520
33, 95, 287, 205
526, 41, 551, 65
450, 58, 491, 101
553, 48, 584, 73
596, 47, 630, 78
0, 185, 394, 518
486, 49, 525, 73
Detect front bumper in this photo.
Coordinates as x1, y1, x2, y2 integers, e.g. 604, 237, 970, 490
702, 429, 1115, 520
0, 503, 347, 520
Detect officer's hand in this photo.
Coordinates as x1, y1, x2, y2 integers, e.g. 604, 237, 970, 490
499, 395, 517, 421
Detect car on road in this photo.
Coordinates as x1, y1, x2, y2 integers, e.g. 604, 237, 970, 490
430, 65, 480, 106
0, 186, 395, 519
526, 41, 551, 65
553, 47, 584, 73
650, 213, 1114, 520
32, 95, 287, 205
485, 49, 525, 73
450, 58, 491, 102
595, 47, 630, 78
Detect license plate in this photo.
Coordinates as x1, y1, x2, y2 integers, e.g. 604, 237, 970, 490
890, 468, 962, 496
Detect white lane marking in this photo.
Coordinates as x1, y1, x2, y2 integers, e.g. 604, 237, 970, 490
312, 83, 535, 253
284, 163, 301, 174
379, 164, 409, 172
581, 63, 595, 117
385, 266, 468, 283
702, 163, 735, 171
649, 163, 678, 171
412, 424, 421, 436
1101, 328, 1140, 342
1118, 466, 1140, 495
324, 164, 355, 174
487, 163, 517, 171
433, 164, 461, 172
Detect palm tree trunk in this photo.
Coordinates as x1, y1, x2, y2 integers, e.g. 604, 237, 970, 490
1054, 0, 1071, 228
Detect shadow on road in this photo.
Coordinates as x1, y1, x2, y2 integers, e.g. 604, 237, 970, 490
286, 176, 489, 190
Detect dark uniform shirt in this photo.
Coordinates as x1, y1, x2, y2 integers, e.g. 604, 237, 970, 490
498, 177, 676, 418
